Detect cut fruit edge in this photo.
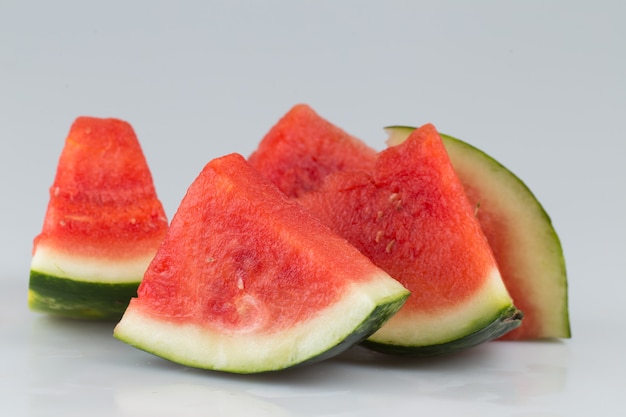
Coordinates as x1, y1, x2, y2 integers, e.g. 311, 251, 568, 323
114, 276, 409, 373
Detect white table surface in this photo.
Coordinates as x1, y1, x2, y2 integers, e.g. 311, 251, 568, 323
2, 1, 625, 416
1, 279, 625, 417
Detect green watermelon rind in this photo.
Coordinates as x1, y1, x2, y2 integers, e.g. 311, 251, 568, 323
385, 125, 570, 339
307, 292, 411, 363
362, 267, 521, 354
114, 281, 410, 374
29, 270, 138, 320
361, 305, 523, 357
441, 134, 571, 338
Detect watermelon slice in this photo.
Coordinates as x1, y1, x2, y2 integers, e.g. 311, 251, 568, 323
248, 104, 377, 197
113, 153, 409, 373
29, 117, 168, 320
297, 124, 522, 355
386, 126, 570, 340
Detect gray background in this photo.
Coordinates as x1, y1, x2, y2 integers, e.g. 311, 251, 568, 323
1, 1, 625, 415
3, 0, 624, 325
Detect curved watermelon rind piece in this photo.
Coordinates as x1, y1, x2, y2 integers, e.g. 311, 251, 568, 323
361, 305, 523, 357
29, 270, 138, 320
385, 125, 570, 340
114, 280, 409, 374
306, 292, 411, 365
441, 132, 569, 339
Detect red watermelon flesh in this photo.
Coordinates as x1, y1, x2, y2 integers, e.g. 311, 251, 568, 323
114, 153, 409, 373
33, 117, 168, 262
248, 104, 377, 198
297, 124, 520, 353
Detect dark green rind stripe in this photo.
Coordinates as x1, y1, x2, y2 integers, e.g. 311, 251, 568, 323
29, 270, 139, 320
360, 305, 523, 357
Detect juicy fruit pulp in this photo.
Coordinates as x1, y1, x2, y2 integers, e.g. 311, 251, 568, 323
248, 104, 377, 198
297, 124, 522, 355
114, 153, 409, 373
29, 117, 168, 320
386, 126, 570, 339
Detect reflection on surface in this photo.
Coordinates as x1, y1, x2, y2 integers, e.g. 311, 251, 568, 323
114, 383, 292, 417
27, 316, 122, 416
25, 314, 571, 416
329, 341, 569, 407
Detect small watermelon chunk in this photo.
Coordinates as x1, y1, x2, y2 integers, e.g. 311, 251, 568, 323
248, 104, 377, 197
298, 124, 522, 355
29, 117, 168, 320
113, 153, 409, 373
386, 126, 570, 340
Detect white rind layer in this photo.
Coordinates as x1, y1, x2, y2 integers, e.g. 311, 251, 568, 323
368, 267, 512, 346
114, 273, 409, 373
30, 244, 155, 283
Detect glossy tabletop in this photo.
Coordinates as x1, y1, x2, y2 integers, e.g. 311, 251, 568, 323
2, 280, 624, 416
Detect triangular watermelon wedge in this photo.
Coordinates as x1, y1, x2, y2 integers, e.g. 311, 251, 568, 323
297, 124, 523, 355
29, 117, 168, 320
385, 126, 570, 340
114, 153, 409, 373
